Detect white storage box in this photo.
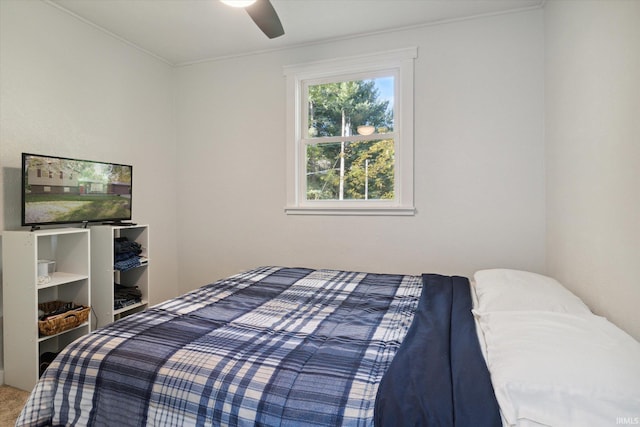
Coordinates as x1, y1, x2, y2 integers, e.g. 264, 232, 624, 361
38, 260, 56, 277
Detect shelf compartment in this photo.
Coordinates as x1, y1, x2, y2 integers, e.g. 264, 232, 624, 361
37, 272, 90, 289
37, 321, 90, 343
113, 300, 148, 316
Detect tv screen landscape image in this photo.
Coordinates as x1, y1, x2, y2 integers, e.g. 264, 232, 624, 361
22, 153, 132, 227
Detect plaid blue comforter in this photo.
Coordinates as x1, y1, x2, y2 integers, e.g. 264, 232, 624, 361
18, 267, 423, 426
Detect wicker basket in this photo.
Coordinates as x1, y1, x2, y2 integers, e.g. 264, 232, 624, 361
38, 301, 90, 336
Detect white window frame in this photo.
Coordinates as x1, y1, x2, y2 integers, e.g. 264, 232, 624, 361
284, 47, 417, 216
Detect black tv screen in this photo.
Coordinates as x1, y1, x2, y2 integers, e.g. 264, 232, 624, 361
22, 153, 133, 227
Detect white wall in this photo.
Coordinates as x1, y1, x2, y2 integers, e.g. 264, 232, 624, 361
175, 9, 546, 294
0, 0, 180, 373
545, 0, 640, 340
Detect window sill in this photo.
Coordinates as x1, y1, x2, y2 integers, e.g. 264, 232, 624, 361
285, 206, 416, 216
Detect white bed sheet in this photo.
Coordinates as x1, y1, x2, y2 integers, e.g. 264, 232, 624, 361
471, 269, 640, 427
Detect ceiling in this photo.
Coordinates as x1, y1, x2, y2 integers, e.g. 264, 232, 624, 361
48, 0, 544, 66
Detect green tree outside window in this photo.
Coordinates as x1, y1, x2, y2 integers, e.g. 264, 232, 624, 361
306, 78, 394, 201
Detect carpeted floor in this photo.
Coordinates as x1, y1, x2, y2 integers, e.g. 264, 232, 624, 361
0, 385, 30, 427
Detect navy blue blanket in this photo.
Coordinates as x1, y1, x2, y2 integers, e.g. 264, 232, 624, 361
374, 274, 502, 427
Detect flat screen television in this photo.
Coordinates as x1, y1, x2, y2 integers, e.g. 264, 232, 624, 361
22, 153, 133, 228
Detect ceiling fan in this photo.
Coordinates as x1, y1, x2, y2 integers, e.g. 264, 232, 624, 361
221, 0, 285, 39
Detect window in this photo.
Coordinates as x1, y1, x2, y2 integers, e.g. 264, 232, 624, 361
284, 47, 417, 215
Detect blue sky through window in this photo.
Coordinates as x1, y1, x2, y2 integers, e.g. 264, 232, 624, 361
372, 76, 394, 112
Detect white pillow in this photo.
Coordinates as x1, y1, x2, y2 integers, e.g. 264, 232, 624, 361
476, 311, 640, 426
473, 269, 591, 314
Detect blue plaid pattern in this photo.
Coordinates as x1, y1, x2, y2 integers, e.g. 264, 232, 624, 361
18, 267, 423, 427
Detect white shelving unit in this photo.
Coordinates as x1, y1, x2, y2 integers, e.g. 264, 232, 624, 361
90, 224, 149, 329
2, 228, 91, 391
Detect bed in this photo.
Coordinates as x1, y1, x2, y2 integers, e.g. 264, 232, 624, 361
17, 266, 640, 426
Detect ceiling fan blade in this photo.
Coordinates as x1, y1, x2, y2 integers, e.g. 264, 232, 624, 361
245, 0, 284, 39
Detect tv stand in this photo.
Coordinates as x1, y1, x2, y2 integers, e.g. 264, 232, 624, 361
2, 228, 91, 391
91, 224, 149, 328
